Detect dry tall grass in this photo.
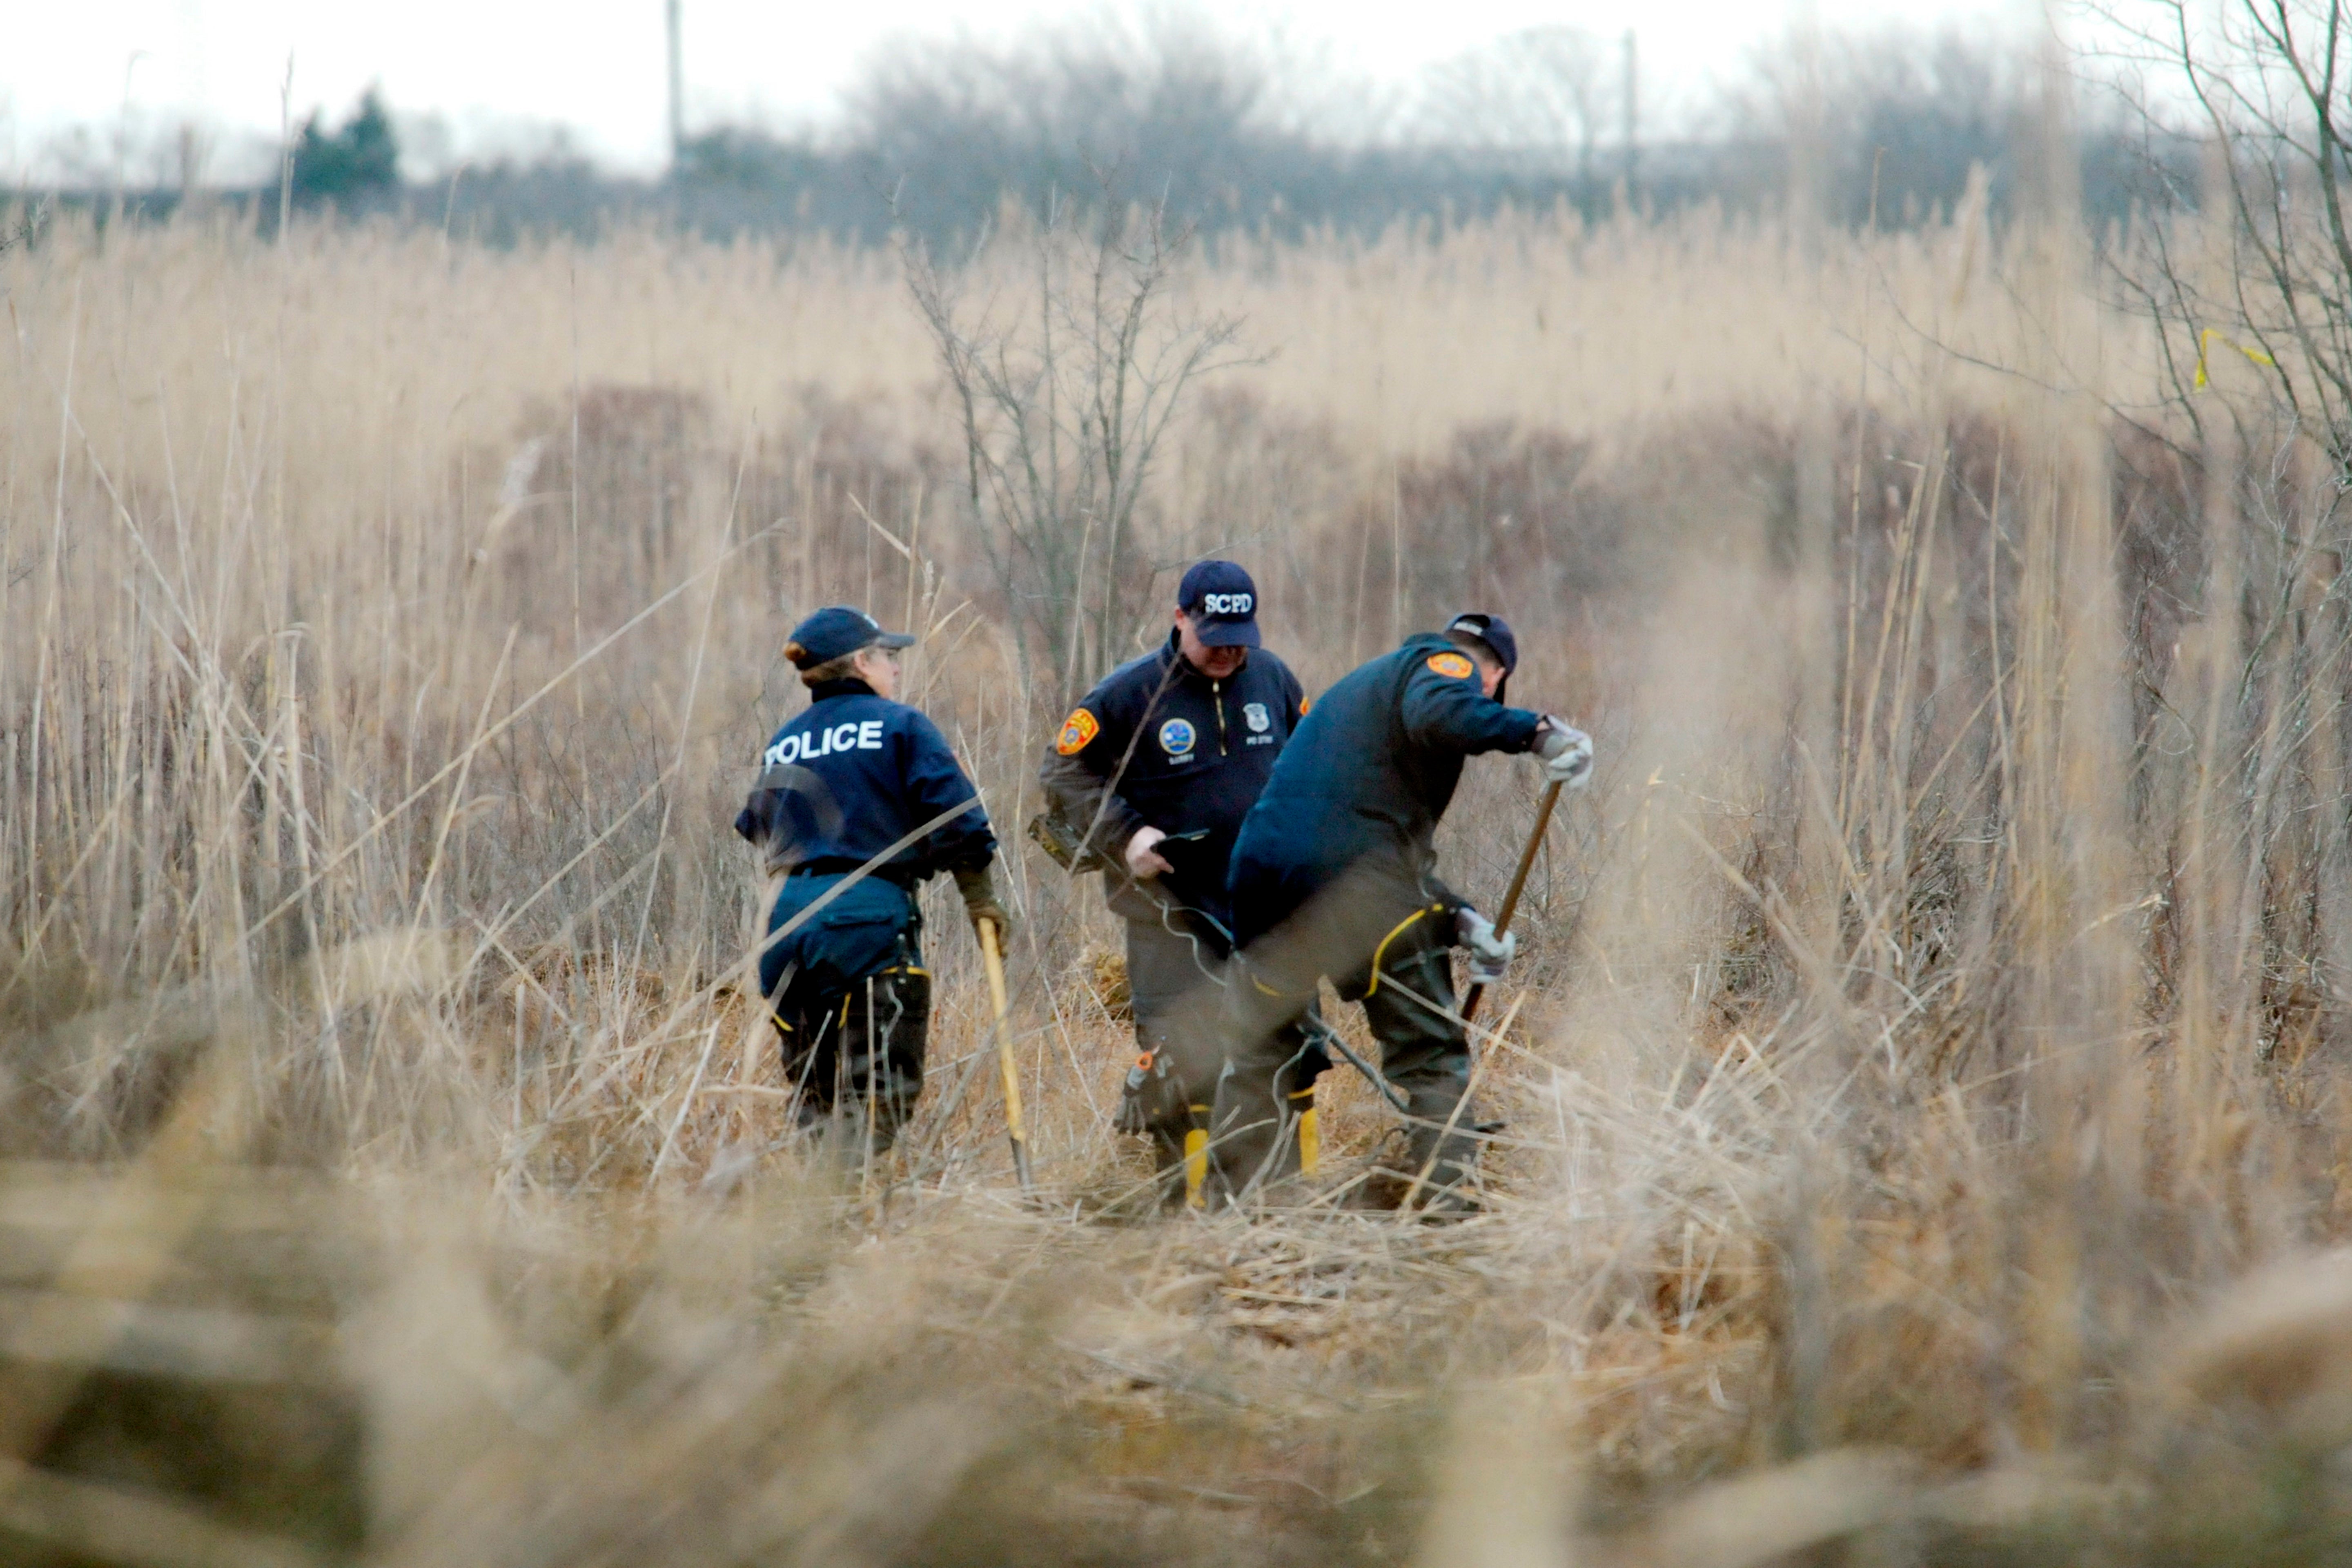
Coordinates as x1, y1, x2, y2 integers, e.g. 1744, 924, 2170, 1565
4, 189, 2350, 1566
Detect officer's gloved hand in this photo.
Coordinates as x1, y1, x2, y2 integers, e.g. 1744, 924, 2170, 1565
953, 866, 1014, 942
1455, 906, 1517, 984
1535, 718, 1595, 789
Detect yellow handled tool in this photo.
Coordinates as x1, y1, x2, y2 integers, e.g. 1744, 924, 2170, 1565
978, 918, 1035, 1194
1462, 778, 1562, 1025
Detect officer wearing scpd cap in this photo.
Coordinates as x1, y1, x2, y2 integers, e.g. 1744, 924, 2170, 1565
735, 605, 1009, 1157
1210, 612, 1594, 1212
1038, 561, 1307, 1203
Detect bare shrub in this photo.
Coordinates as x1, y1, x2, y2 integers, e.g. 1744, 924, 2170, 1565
904, 188, 1246, 701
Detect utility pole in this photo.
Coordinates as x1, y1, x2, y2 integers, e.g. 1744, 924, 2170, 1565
1620, 29, 1638, 199
666, 0, 685, 170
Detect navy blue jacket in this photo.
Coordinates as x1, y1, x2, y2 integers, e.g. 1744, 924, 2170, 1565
1228, 634, 1542, 944
734, 680, 996, 885
1039, 632, 1305, 930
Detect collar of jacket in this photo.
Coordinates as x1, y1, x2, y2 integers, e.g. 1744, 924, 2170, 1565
808, 679, 877, 702
1160, 628, 1246, 687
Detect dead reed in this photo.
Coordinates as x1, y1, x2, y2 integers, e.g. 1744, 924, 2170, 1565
2, 189, 2348, 1565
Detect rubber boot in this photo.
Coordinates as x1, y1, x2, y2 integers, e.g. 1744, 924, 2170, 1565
1398, 1088, 1483, 1216
1207, 1062, 1289, 1204
1181, 1107, 1212, 1211
1291, 1087, 1320, 1178
1209, 1061, 1319, 1203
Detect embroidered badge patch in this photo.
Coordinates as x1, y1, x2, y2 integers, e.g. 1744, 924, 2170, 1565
1244, 702, 1271, 733
1056, 708, 1100, 755
1426, 652, 1476, 680
1158, 717, 1197, 758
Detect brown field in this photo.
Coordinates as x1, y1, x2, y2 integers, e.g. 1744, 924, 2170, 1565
3, 190, 2350, 1565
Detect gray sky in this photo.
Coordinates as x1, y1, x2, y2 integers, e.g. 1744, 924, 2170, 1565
16, 0, 2043, 182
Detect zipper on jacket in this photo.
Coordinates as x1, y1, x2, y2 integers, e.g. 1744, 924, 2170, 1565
1212, 679, 1227, 755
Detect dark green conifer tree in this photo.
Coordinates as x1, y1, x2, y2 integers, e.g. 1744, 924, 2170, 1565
291, 89, 399, 205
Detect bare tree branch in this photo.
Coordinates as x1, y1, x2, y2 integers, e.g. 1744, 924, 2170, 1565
898, 171, 1253, 702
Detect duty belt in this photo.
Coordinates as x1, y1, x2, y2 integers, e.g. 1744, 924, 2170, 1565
785, 858, 915, 887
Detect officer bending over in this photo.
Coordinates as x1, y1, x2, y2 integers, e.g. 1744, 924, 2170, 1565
1038, 561, 1307, 1199
735, 606, 1009, 1156
1212, 613, 1593, 1212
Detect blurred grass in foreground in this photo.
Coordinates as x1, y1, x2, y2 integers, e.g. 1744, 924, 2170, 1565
7, 170, 2352, 1564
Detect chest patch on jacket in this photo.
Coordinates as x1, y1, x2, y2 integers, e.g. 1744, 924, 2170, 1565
1426, 652, 1475, 680
1158, 717, 1197, 759
1056, 708, 1100, 755
1244, 702, 1271, 733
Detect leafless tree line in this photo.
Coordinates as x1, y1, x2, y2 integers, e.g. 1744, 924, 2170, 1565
20, 14, 2196, 247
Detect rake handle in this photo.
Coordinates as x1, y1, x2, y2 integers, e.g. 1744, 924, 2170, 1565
1461, 778, 1563, 1025
977, 918, 1034, 1194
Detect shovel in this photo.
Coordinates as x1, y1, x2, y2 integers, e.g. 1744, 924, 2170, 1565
977, 918, 1035, 1194
1461, 778, 1562, 1025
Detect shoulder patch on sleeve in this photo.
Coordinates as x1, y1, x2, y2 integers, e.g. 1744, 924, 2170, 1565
1298, 695, 1311, 715
1056, 708, 1101, 755
1426, 652, 1476, 680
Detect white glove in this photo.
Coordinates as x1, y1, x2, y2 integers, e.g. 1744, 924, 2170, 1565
1536, 718, 1594, 789
1456, 906, 1517, 985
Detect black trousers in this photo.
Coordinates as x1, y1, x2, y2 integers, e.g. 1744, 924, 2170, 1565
1211, 875, 1474, 1200
774, 945, 931, 1154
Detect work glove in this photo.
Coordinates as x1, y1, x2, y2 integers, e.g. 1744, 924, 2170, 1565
1535, 718, 1595, 789
953, 865, 1014, 942
1455, 906, 1517, 985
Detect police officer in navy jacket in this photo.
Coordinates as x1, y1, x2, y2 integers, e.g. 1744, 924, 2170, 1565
735, 606, 1007, 1155
1039, 562, 1307, 1195
1212, 613, 1593, 1211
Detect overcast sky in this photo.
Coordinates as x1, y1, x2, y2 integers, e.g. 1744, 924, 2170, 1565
16, 0, 2049, 181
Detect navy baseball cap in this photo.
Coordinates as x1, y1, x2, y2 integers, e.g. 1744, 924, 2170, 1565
1177, 560, 1262, 648
1446, 613, 1518, 693
785, 605, 916, 668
